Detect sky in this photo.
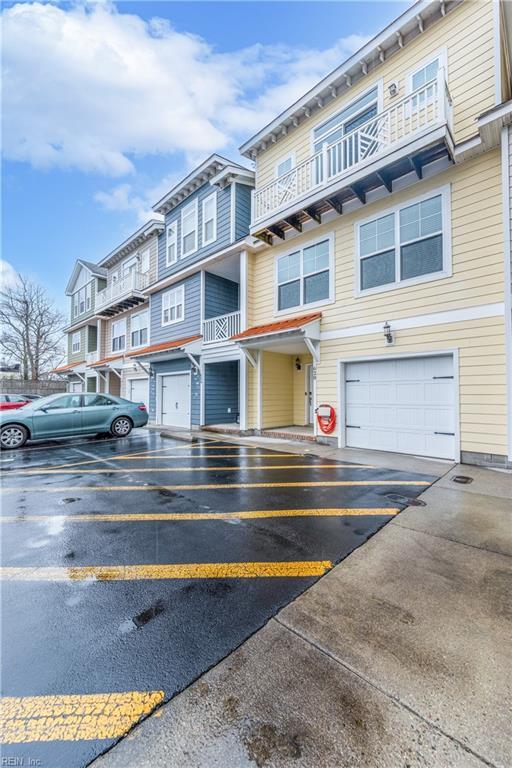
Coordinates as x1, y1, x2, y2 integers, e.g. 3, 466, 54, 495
1, 0, 410, 313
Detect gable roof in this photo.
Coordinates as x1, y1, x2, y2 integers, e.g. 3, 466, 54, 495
240, 0, 457, 158
98, 219, 165, 269
65, 260, 107, 296
152, 154, 251, 215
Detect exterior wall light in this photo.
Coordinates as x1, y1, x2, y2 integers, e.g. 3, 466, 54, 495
295, 357, 302, 371
383, 321, 394, 345
388, 81, 399, 97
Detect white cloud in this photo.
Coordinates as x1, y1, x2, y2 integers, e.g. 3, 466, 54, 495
2, 1, 370, 177
0, 260, 19, 289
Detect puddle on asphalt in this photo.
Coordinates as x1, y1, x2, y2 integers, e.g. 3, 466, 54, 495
58, 497, 81, 505
384, 493, 426, 507
118, 600, 166, 634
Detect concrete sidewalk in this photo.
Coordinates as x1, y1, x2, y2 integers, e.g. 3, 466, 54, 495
93, 440, 512, 768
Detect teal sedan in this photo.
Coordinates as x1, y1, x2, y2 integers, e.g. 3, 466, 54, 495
0, 392, 148, 449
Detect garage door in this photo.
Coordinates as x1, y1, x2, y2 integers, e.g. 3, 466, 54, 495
70, 381, 82, 393
161, 373, 190, 428
129, 378, 149, 408
344, 355, 455, 460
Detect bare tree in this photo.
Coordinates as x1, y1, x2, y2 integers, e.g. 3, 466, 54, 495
0, 275, 66, 380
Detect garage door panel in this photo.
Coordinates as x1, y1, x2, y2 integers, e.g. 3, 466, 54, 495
345, 355, 455, 460
129, 378, 149, 408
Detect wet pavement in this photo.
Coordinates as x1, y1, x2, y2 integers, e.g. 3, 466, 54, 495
0, 430, 437, 767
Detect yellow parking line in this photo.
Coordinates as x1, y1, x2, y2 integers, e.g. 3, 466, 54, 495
1, 480, 430, 493
41, 442, 232, 470
0, 560, 332, 581
0, 690, 164, 743
12, 463, 374, 476
0, 507, 399, 523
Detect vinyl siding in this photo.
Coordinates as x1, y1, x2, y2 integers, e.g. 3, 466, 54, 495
157, 184, 232, 280
315, 316, 507, 455
255, 0, 496, 189
67, 327, 87, 364
149, 274, 201, 345
204, 272, 239, 320
204, 360, 239, 424
149, 359, 200, 425
250, 151, 503, 330
261, 352, 294, 429
105, 235, 159, 286
234, 183, 252, 240
103, 302, 150, 356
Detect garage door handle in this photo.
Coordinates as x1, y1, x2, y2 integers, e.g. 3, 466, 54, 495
434, 431, 455, 436
432, 376, 454, 380
346, 425, 361, 429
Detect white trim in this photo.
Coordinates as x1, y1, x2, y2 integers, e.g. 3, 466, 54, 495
199, 358, 205, 426
309, 79, 383, 154
321, 302, 505, 341
406, 47, 447, 94
256, 349, 262, 431
337, 349, 460, 461
111, 317, 127, 353
274, 232, 335, 317
156, 370, 192, 427
305, 363, 313, 425
71, 331, 81, 354
230, 184, 236, 244
201, 190, 217, 247
502, 126, 512, 460
239, 355, 247, 431
493, 0, 502, 105
161, 284, 185, 327
199, 270, 205, 326
274, 152, 296, 179
240, 250, 248, 332
354, 184, 451, 297
181, 198, 198, 258
166, 221, 178, 267
129, 307, 149, 350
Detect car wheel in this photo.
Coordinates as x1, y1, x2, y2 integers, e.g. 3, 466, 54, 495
1, 424, 28, 449
111, 416, 133, 438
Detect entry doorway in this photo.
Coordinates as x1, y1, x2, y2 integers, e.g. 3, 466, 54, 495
305, 364, 314, 424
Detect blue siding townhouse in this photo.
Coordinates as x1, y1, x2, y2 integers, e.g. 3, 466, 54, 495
128, 155, 255, 431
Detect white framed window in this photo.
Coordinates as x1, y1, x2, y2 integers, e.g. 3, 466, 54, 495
201, 192, 217, 246
162, 285, 185, 326
138, 247, 150, 274
356, 186, 451, 296
275, 153, 295, 179
74, 284, 91, 317
181, 199, 198, 257
130, 310, 148, 348
71, 331, 81, 353
311, 83, 382, 154
123, 257, 138, 280
111, 318, 126, 352
275, 235, 333, 313
73, 294, 79, 318
166, 222, 178, 265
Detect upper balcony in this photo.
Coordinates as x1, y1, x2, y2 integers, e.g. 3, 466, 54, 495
252, 70, 453, 241
203, 310, 241, 344
96, 270, 149, 317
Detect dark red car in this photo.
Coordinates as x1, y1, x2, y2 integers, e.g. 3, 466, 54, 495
0, 394, 31, 411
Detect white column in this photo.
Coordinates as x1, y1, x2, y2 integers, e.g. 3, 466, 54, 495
239, 353, 247, 431
240, 249, 248, 332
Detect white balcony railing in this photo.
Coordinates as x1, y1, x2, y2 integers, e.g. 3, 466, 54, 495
203, 311, 241, 344
96, 270, 150, 311
86, 350, 99, 366
253, 69, 452, 223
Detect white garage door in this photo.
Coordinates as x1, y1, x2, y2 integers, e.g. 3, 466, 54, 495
70, 381, 82, 393
128, 378, 149, 408
161, 373, 190, 428
345, 355, 455, 460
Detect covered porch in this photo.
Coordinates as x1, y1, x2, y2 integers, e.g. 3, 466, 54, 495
89, 354, 125, 396
232, 312, 320, 439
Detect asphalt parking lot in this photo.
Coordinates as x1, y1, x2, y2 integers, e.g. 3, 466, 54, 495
0, 430, 437, 768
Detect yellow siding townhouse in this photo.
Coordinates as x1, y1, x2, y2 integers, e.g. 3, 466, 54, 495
232, 0, 512, 467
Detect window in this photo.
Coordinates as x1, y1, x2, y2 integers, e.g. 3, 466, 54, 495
276, 238, 331, 312
357, 190, 448, 294
312, 86, 379, 154
166, 223, 178, 265
73, 284, 91, 317
162, 285, 185, 325
123, 257, 138, 280
111, 318, 126, 351
275, 154, 294, 179
202, 193, 217, 246
410, 57, 440, 92
131, 310, 148, 348
138, 247, 150, 274
181, 200, 198, 257
83, 394, 116, 407
71, 332, 81, 353
44, 394, 81, 410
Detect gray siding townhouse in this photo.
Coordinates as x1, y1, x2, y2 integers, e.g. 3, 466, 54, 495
128, 154, 255, 430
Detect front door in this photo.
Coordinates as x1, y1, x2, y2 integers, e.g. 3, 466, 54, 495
161, 373, 190, 428
306, 365, 314, 424
31, 394, 83, 438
